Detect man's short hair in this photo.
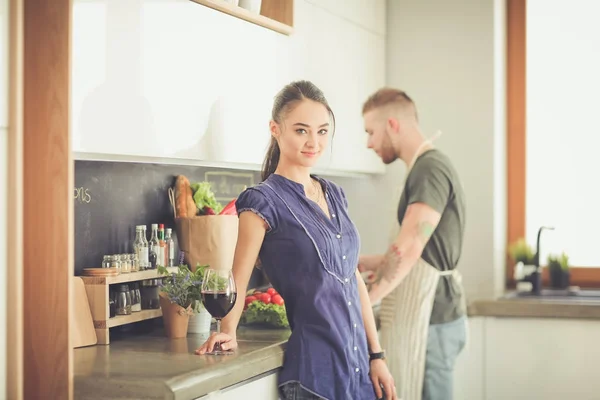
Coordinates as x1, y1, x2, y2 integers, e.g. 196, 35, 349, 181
362, 88, 418, 120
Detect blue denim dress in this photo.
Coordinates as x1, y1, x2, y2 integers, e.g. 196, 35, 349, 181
236, 174, 376, 400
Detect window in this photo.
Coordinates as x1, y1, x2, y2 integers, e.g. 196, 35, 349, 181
507, 0, 600, 285
526, 0, 600, 268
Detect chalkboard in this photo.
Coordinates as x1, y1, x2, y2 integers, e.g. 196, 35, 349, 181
74, 160, 264, 287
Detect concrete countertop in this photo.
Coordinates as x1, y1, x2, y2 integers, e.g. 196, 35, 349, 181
74, 327, 290, 400
74, 295, 600, 400
468, 293, 600, 320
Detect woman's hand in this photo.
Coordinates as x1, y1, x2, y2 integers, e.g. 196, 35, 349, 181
194, 332, 238, 355
370, 359, 397, 400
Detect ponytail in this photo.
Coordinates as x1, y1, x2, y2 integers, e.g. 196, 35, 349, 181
261, 137, 280, 181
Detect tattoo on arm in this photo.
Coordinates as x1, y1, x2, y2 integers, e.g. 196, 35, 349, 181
374, 244, 403, 284
418, 221, 435, 242
372, 220, 435, 285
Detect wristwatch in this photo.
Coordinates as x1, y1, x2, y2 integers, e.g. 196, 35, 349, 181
369, 351, 386, 362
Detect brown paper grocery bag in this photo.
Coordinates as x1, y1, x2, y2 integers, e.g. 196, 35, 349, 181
169, 188, 238, 272
174, 215, 238, 271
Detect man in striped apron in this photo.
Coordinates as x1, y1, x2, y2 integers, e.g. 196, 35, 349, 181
359, 88, 468, 400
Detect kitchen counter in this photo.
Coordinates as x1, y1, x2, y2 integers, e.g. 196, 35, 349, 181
74, 296, 600, 399
468, 293, 600, 319
74, 327, 290, 400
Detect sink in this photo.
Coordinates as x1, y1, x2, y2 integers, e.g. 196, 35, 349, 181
503, 288, 600, 301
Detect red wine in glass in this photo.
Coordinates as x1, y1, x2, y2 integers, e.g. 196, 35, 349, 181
200, 269, 237, 355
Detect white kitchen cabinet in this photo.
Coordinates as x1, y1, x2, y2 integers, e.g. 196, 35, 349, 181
484, 317, 600, 400
71, 0, 386, 175
300, 1, 385, 175
196, 370, 279, 400
0, 0, 8, 128
304, 0, 386, 36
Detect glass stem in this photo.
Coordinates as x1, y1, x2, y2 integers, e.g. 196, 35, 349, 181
215, 319, 222, 351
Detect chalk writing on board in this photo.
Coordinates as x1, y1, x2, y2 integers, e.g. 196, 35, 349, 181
204, 171, 255, 202
74, 187, 92, 204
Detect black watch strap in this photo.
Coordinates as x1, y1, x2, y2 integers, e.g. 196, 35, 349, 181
369, 351, 386, 361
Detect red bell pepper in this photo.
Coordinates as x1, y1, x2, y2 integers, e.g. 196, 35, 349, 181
219, 199, 237, 215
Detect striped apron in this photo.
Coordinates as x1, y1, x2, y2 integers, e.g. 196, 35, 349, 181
379, 259, 460, 400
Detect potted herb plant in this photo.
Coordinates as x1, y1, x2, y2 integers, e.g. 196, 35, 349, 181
508, 238, 536, 280
548, 252, 570, 289
158, 264, 195, 338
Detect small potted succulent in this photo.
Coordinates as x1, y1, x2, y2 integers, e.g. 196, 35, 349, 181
508, 238, 536, 280
548, 252, 570, 289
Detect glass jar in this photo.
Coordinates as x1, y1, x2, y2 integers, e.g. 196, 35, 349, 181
130, 283, 142, 312
110, 255, 121, 272
130, 254, 139, 273
116, 284, 132, 315
101, 255, 111, 269
120, 254, 131, 274
141, 279, 160, 310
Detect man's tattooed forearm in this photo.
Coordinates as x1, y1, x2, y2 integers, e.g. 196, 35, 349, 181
374, 244, 403, 284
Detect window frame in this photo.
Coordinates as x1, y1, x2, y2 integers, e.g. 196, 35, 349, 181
506, 0, 600, 288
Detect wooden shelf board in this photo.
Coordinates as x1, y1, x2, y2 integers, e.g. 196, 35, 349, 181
81, 267, 178, 285
107, 309, 162, 328
189, 0, 293, 35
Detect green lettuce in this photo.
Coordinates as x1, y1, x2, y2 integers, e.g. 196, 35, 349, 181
241, 301, 289, 329
190, 182, 223, 214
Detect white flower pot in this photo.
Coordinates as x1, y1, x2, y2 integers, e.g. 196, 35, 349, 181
239, 0, 262, 14
188, 304, 212, 334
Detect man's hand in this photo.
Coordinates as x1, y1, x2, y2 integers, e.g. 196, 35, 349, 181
358, 254, 384, 273
358, 254, 384, 284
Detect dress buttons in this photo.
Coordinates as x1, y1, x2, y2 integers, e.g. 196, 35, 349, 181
342, 255, 346, 260
353, 323, 357, 328
354, 346, 358, 351
336, 234, 341, 239
332, 213, 336, 218
344, 278, 349, 283
348, 301, 352, 306
355, 368, 360, 373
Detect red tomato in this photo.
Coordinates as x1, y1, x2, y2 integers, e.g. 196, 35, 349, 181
258, 293, 272, 304
266, 288, 277, 296
245, 295, 257, 306
272, 294, 284, 306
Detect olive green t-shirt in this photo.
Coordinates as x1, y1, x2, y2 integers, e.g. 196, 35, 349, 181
397, 149, 467, 324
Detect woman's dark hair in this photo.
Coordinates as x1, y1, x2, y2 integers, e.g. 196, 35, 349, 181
261, 80, 335, 181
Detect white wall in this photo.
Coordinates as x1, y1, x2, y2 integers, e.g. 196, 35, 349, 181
0, 0, 8, 395
382, 0, 507, 300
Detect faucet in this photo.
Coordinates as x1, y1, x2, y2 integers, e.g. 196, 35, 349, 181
530, 225, 555, 294
535, 225, 555, 269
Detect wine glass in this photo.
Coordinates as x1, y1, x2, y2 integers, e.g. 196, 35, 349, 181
201, 268, 237, 355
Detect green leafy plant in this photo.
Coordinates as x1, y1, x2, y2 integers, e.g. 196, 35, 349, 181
508, 238, 535, 265
158, 264, 198, 308
241, 301, 289, 328
548, 252, 569, 271
188, 263, 209, 313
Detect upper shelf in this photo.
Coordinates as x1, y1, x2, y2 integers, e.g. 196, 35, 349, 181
81, 267, 178, 285
189, 0, 294, 35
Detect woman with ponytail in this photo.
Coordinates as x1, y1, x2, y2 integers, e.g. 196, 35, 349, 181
195, 81, 396, 400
